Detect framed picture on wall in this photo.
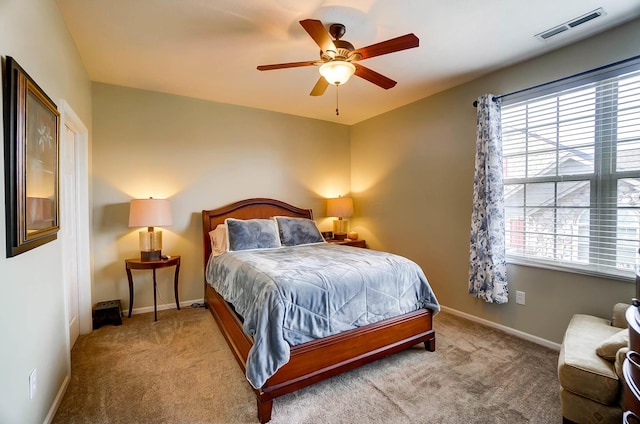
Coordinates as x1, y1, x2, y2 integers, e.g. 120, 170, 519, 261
3, 56, 60, 257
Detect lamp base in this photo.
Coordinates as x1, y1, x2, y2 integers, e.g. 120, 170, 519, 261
332, 219, 349, 236
141, 250, 161, 261
139, 230, 162, 261
333, 232, 347, 240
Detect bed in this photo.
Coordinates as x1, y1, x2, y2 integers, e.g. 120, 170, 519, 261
202, 198, 438, 423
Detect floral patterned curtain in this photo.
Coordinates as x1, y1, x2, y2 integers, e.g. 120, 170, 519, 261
469, 94, 508, 304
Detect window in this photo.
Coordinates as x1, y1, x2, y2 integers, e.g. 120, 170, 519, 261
502, 62, 640, 279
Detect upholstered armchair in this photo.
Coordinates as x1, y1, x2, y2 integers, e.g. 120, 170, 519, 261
558, 303, 630, 424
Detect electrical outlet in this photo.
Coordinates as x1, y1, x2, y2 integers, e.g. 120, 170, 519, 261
516, 291, 526, 305
29, 368, 37, 400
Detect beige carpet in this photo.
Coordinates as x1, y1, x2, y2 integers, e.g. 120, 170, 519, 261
53, 306, 561, 423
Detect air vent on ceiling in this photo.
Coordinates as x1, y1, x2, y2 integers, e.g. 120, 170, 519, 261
535, 8, 605, 41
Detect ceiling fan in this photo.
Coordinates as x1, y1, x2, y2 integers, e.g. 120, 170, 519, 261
257, 19, 419, 97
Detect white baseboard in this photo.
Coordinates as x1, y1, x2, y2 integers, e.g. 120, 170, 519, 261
128, 298, 205, 316
44, 374, 70, 424
439, 305, 561, 352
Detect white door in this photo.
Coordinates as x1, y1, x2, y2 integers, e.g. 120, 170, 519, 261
62, 125, 80, 348
58, 99, 91, 373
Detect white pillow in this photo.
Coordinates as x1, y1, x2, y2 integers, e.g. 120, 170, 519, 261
209, 224, 228, 256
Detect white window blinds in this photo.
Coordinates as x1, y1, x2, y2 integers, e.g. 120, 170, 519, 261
502, 62, 640, 279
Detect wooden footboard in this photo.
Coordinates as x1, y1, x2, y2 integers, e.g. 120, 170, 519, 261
205, 284, 435, 423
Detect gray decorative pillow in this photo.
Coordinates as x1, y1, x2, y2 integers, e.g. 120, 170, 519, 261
225, 218, 281, 251
274, 216, 325, 246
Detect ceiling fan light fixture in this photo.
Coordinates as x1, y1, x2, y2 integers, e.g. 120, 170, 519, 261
319, 61, 356, 86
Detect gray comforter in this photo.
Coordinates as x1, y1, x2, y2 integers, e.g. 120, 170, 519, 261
205, 243, 440, 389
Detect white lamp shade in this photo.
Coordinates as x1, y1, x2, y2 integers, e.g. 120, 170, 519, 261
128, 198, 172, 228
327, 197, 354, 218
319, 61, 356, 86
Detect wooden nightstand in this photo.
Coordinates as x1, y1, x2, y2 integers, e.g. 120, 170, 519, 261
327, 239, 366, 248
125, 255, 181, 321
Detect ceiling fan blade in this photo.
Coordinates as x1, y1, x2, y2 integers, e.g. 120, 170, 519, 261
299, 19, 336, 54
257, 61, 317, 71
354, 34, 419, 60
310, 77, 329, 96
354, 65, 397, 89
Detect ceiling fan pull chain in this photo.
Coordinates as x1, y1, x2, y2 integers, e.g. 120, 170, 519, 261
336, 84, 340, 116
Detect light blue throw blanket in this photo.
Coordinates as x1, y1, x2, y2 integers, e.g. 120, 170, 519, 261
205, 243, 440, 389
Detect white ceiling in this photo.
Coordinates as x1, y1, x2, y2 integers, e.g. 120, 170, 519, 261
55, 0, 640, 125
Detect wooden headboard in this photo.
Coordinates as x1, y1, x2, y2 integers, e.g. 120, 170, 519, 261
201, 198, 313, 267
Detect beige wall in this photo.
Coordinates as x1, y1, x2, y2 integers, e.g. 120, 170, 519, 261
91, 83, 350, 310
0, 0, 92, 422
351, 18, 640, 344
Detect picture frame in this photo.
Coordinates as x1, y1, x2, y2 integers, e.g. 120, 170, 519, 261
3, 56, 60, 257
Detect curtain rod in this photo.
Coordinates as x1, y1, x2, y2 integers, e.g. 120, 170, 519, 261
472, 53, 640, 107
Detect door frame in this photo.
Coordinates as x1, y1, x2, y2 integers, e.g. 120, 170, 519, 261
58, 99, 91, 343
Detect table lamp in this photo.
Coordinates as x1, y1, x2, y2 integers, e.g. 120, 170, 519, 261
327, 196, 353, 240
128, 197, 172, 261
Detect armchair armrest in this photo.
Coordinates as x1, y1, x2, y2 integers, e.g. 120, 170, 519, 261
616, 346, 630, 381
612, 303, 632, 329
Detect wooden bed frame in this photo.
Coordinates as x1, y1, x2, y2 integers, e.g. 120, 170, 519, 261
202, 198, 436, 423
